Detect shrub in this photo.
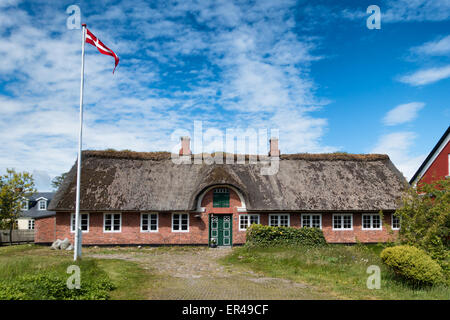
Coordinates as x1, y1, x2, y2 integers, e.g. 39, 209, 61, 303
380, 245, 444, 286
395, 178, 449, 273
246, 224, 327, 247
0, 273, 115, 300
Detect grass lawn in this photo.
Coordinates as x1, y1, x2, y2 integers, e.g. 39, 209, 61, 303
0, 244, 150, 300
221, 244, 450, 300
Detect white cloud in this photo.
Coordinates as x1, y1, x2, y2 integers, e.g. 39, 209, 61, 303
398, 65, 450, 86
411, 35, 450, 56
0, 0, 335, 191
382, 0, 450, 22
371, 132, 427, 180
336, 0, 450, 23
383, 102, 425, 126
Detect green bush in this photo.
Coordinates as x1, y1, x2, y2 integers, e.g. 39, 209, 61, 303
395, 178, 449, 273
380, 245, 444, 286
246, 224, 327, 247
0, 273, 115, 300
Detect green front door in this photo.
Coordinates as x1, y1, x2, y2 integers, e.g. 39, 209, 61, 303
209, 214, 232, 246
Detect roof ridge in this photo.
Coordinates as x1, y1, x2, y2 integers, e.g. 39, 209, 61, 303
81, 150, 389, 161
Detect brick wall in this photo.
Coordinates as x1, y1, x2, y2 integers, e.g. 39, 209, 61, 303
34, 215, 56, 243
50, 187, 398, 245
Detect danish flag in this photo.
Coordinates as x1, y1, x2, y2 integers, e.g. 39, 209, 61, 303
84, 26, 119, 73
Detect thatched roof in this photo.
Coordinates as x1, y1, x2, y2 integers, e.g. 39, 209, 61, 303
49, 150, 408, 212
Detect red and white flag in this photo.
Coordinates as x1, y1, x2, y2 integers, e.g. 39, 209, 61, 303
85, 28, 119, 73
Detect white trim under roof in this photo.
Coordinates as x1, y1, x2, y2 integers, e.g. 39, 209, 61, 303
410, 129, 450, 186
35, 197, 48, 201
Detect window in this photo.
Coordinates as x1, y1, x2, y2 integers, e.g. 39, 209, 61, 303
269, 214, 290, 227
392, 214, 400, 230
141, 213, 158, 232
362, 214, 382, 230
22, 199, 28, 210
301, 214, 322, 229
172, 213, 189, 232
28, 219, 34, 230
104, 213, 121, 232
38, 200, 47, 210
333, 214, 353, 230
213, 188, 230, 208
71, 213, 89, 232
239, 214, 260, 231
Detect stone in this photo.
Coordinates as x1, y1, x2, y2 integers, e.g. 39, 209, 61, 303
60, 238, 71, 250
51, 239, 61, 250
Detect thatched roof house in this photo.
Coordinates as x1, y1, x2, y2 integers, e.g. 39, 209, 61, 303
37, 139, 407, 246
50, 151, 406, 212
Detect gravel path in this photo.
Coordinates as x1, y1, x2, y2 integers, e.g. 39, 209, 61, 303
87, 247, 331, 300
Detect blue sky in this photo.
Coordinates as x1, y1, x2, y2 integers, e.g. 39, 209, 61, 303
0, 0, 449, 191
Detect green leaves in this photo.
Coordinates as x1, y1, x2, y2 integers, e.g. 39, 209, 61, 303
396, 178, 449, 274
380, 245, 445, 286
0, 169, 36, 230
246, 224, 327, 247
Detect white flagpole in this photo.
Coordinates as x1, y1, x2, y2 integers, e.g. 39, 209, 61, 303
74, 24, 86, 261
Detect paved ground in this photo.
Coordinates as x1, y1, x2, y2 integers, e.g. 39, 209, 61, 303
87, 246, 332, 300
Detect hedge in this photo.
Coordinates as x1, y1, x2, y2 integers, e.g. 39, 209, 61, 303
380, 245, 445, 286
246, 224, 327, 247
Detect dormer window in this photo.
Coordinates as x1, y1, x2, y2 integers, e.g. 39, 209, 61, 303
38, 199, 47, 210
213, 188, 230, 208
22, 199, 29, 210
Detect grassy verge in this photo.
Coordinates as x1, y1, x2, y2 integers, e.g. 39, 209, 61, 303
221, 244, 450, 300
0, 244, 151, 300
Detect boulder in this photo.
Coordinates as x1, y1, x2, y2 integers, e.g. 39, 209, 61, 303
51, 239, 61, 250
60, 238, 71, 250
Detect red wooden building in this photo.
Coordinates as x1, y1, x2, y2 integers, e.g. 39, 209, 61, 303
410, 126, 450, 186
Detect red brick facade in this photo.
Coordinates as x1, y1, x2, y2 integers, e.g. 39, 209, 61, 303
34, 215, 56, 243
35, 187, 398, 245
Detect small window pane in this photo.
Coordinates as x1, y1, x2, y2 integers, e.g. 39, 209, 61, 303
372, 215, 380, 229
142, 214, 149, 231
312, 215, 321, 228
240, 215, 248, 230
302, 215, 311, 227
333, 216, 342, 229
363, 215, 371, 229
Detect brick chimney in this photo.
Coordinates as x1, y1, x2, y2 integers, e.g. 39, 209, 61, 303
269, 137, 280, 157
179, 136, 191, 156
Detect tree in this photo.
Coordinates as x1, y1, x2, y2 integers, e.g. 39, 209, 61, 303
0, 169, 36, 245
51, 172, 68, 191
395, 178, 450, 273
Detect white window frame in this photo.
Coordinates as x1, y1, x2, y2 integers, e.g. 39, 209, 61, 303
28, 219, 34, 230
172, 213, 189, 232
141, 213, 159, 232
103, 213, 122, 233
332, 214, 353, 230
391, 214, 401, 230
301, 214, 322, 229
362, 214, 382, 230
38, 199, 47, 210
239, 214, 260, 231
70, 213, 90, 233
268, 214, 290, 227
